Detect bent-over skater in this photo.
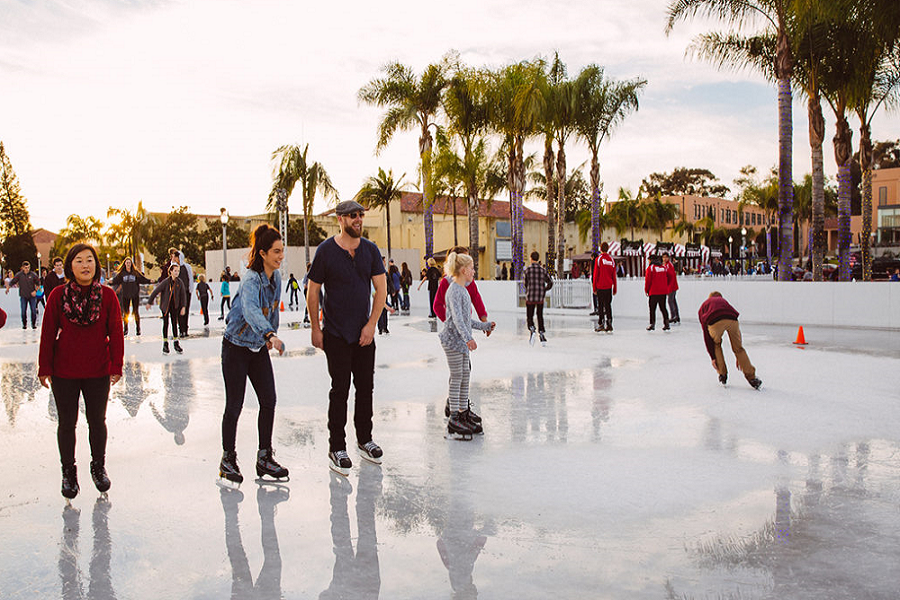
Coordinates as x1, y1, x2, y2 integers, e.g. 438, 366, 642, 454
698, 291, 762, 390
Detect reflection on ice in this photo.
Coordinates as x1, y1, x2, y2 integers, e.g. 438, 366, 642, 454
59, 498, 116, 600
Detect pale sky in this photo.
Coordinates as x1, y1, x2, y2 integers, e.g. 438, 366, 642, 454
2, 0, 898, 233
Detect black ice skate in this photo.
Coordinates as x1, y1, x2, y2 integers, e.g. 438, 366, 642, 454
529, 325, 536, 346
123, 323, 128, 336
446, 412, 474, 441
218, 450, 243, 488
357, 440, 383, 465
662, 323, 671, 331
173, 340, 183, 354
61, 464, 79, 500
462, 409, 483, 435
464, 401, 481, 424
718, 373, 728, 386
748, 377, 763, 390
594, 323, 603, 332
90, 460, 111, 494
646, 325, 655, 331
328, 450, 352, 477
539, 332, 547, 347
256, 448, 289, 481
162, 341, 170, 355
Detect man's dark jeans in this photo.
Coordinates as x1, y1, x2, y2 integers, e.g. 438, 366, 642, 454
323, 330, 375, 452
20, 296, 36, 327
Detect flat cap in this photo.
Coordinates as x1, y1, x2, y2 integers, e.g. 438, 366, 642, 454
335, 200, 366, 216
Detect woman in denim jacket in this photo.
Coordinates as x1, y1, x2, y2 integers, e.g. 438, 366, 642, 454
218, 224, 289, 486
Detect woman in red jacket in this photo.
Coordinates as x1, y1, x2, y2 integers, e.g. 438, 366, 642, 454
39, 243, 124, 500
644, 256, 672, 331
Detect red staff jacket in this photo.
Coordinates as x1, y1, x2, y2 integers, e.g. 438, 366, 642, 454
592, 253, 617, 293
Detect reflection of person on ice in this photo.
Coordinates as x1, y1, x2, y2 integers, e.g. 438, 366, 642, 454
697, 291, 762, 390
439, 251, 495, 440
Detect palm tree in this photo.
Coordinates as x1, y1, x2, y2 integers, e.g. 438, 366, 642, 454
355, 168, 408, 260
270, 144, 338, 265
359, 60, 450, 261
487, 60, 544, 279
537, 71, 557, 274
431, 135, 465, 246
442, 67, 490, 272
575, 65, 646, 254
107, 201, 150, 270
668, 0, 796, 281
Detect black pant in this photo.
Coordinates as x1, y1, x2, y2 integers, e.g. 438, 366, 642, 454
51, 376, 110, 466
649, 295, 669, 327
221, 339, 277, 452
162, 310, 179, 340
428, 288, 437, 318
121, 296, 141, 330
199, 294, 210, 325
180, 294, 192, 336
597, 288, 613, 328
289, 287, 299, 307
526, 303, 545, 333
378, 308, 388, 333
323, 330, 376, 452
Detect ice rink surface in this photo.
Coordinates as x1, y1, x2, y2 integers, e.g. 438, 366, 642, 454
1, 298, 899, 599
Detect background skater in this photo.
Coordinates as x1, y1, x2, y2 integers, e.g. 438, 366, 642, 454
307, 200, 387, 476
644, 256, 672, 331
523, 251, 552, 346
698, 291, 762, 390
662, 252, 680, 324
592, 242, 617, 332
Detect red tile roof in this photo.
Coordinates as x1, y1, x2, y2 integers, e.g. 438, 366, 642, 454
32, 228, 58, 243
399, 192, 547, 221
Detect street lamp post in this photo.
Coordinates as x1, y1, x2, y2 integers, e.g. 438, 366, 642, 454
37, 252, 41, 270
728, 236, 733, 274
741, 227, 747, 275
220, 208, 229, 277
106, 253, 110, 279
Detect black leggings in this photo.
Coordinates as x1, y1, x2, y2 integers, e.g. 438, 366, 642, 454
51, 376, 110, 466
162, 310, 179, 339
221, 296, 231, 317
121, 296, 140, 327
199, 294, 210, 325
649, 295, 669, 327
221, 338, 277, 452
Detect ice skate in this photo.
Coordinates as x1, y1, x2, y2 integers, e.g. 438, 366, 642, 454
748, 377, 762, 390
529, 325, 536, 346
446, 412, 474, 441
462, 409, 483, 435
357, 440, 383, 465
594, 323, 603, 332
218, 450, 243, 488
135, 324, 141, 336
328, 450, 352, 477
539, 332, 547, 347
255, 448, 289, 482
662, 324, 670, 331
464, 400, 481, 424
90, 460, 111, 494
444, 398, 451, 418
162, 341, 170, 354
606, 323, 613, 334
123, 324, 128, 336
646, 325, 655, 331
61, 464, 79, 500
718, 373, 727, 386
173, 340, 183, 354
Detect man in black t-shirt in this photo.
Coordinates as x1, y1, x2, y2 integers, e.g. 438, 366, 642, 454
307, 200, 388, 477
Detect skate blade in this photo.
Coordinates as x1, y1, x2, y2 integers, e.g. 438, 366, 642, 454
216, 477, 242, 490
255, 474, 290, 483
444, 432, 473, 441
328, 463, 350, 477
255, 478, 291, 490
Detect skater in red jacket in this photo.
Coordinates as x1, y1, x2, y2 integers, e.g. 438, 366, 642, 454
592, 242, 617, 332
697, 291, 762, 389
644, 256, 673, 331
662, 253, 680, 324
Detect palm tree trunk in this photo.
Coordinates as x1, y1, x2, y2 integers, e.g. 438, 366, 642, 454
467, 181, 479, 275
556, 144, 567, 275
544, 137, 556, 275
513, 136, 526, 280
859, 123, 873, 281
452, 194, 458, 246
590, 149, 601, 254
386, 209, 392, 261
303, 209, 311, 266
834, 116, 853, 281
507, 144, 518, 279
809, 96, 826, 281
776, 75, 794, 281
420, 130, 435, 259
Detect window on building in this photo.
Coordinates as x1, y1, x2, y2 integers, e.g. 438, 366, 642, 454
879, 186, 888, 206
496, 221, 511, 238
732, 210, 737, 223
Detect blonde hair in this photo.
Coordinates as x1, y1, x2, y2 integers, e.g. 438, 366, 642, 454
444, 251, 473, 278
427, 257, 437, 267
198, 274, 206, 283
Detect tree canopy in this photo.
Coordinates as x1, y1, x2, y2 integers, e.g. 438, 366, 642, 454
640, 167, 731, 198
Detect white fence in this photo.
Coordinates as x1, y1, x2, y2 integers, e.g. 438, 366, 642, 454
548, 278, 594, 309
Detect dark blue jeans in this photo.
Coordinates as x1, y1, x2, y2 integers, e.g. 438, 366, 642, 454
323, 331, 375, 452
221, 338, 277, 453
20, 296, 37, 326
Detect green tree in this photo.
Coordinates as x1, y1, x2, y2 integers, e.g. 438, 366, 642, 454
287, 217, 327, 250
51, 214, 105, 259
0, 232, 38, 274
106, 201, 151, 271
359, 59, 450, 260
0, 142, 32, 242
195, 221, 251, 263
355, 168, 409, 260
668, 0, 797, 281
640, 167, 730, 198
734, 165, 779, 262
143, 207, 200, 270
576, 66, 646, 253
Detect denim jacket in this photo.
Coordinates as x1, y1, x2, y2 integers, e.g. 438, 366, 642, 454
224, 269, 281, 349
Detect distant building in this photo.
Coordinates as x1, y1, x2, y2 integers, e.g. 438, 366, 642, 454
32, 228, 58, 268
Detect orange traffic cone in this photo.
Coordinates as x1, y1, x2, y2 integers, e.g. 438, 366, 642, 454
793, 326, 808, 345
280, 301, 285, 312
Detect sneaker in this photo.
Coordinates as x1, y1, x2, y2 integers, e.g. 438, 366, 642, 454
90, 460, 111, 493
256, 448, 289, 479
219, 450, 243, 484
61, 464, 79, 499
328, 450, 352, 476
357, 441, 383, 465
748, 377, 762, 390
162, 341, 170, 354
718, 373, 727, 385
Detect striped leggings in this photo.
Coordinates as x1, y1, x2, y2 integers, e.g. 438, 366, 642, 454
442, 345, 471, 414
